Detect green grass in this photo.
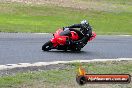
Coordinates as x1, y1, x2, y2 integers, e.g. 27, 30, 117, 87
0, 61, 132, 88
80, 0, 132, 5
0, 1, 132, 34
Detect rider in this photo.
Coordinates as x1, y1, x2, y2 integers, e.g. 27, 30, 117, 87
63, 20, 93, 48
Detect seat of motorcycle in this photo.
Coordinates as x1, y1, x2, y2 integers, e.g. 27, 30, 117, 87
59, 29, 71, 36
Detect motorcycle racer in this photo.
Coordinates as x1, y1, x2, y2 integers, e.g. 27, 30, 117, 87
63, 20, 93, 48
42, 20, 96, 51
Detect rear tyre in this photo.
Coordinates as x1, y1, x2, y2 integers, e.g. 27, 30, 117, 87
42, 41, 53, 51
71, 47, 81, 52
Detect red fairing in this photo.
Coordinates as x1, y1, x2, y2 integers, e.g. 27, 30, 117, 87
88, 31, 96, 42
50, 38, 58, 47
50, 29, 69, 47
70, 31, 79, 41
50, 28, 96, 48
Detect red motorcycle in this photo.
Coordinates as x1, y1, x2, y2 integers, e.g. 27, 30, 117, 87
42, 28, 96, 51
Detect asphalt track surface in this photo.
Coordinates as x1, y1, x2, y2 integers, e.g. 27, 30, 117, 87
0, 33, 132, 65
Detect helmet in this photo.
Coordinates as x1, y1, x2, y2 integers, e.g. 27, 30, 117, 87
80, 20, 89, 29
70, 31, 79, 41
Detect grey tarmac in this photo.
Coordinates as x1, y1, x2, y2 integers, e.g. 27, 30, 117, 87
0, 33, 132, 65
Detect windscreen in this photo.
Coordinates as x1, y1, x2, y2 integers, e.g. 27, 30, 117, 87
59, 29, 71, 36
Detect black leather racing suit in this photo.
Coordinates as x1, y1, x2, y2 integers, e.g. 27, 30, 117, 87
64, 24, 92, 48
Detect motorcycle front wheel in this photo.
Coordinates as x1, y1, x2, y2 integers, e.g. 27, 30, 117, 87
42, 41, 53, 51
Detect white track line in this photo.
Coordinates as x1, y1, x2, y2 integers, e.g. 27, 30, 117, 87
32, 33, 132, 36
34, 33, 50, 34
0, 58, 131, 70
116, 35, 132, 37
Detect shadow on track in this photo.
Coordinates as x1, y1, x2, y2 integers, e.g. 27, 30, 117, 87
42, 50, 107, 59
42, 50, 92, 54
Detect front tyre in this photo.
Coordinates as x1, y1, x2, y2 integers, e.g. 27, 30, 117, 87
42, 41, 53, 51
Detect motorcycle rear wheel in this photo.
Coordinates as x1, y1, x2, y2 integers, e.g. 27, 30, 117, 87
71, 47, 81, 51
42, 41, 53, 51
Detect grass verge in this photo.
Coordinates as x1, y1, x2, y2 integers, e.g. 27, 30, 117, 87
0, 1, 132, 34
0, 60, 132, 88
